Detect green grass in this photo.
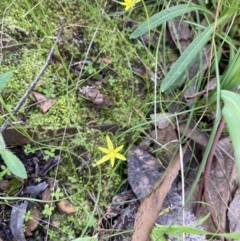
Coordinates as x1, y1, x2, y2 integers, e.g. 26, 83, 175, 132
1, 0, 240, 240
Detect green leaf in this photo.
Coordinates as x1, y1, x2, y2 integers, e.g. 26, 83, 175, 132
0, 150, 27, 178
0, 71, 13, 93
152, 224, 240, 239
71, 235, 98, 241
193, 213, 210, 227
221, 90, 240, 181
130, 4, 213, 39
0, 133, 6, 150
161, 23, 215, 92
221, 49, 240, 90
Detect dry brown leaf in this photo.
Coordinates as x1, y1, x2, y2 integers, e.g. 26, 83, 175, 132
150, 113, 173, 129
131, 144, 187, 241
101, 57, 111, 64
79, 86, 114, 107
41, 187, 52, 201
25, 209, 41, 236
0, 180, 9, 190
150, 123, 178, 163
179, 121, 208, 147
32, 91, 56, 113
168, 19, 192, 52
196, 137, 238, 232
228, 188, 240, 232
10, 201, 28, 241
57, 200, 76, 215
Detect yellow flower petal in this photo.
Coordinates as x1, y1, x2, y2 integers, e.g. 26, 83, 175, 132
110, 156, 115, 167
106, 135, 114, 150
98, 147, 111, 154
96, 155, 110, 165
114, 145, 124, 153
118, 0, 141, 10
118, 2, 127, 6
115, 153, 126, 161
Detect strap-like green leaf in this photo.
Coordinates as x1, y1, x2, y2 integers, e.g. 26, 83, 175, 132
0, 71, 13, 93
221, 90, 240, 181
153, 223, 240, 239
0, 133, 6, 150
0, 150, 27, 179
130, 4, 213, 39
160, 23, 215, 92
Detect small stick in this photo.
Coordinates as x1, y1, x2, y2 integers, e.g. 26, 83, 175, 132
185, 85, 216, 99
0, 17, 66, 133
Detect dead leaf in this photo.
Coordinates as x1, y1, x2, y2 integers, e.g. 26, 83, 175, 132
25, 209, 41, 236
195, 137, 238, 232
79, 86, 114, 107
128, 146, 165, 199
26, 181, 48, 198
150, 123, 178, 163
41, 187, 52, 201
0, 180, 9, 190
168, 19, 192, 52
57, 200, 76, 215
179, 121, 209, 147
228, 188, 240, 232
131, 144, 187, 241
0, 32, 20, 52
112, 202, 139, 241
10, 201, 28, 241
150, 113, 173, 129
32, 91, 56, 113
101, 57, 111, 64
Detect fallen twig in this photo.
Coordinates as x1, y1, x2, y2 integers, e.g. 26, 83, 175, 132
0, 17, 66, 133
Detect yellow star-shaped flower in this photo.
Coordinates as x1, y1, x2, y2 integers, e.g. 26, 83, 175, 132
118, 0, 141, 11
96, 135, 126, 167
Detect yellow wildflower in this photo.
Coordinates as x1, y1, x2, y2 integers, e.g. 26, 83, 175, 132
118, 0, 141, 11
96, 135, 126, 167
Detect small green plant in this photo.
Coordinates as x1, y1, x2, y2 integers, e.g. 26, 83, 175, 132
24, 143, 36, 154
0, 165, 11, 180
43, 86, 56, 98
23, 210, 32, 222
84, 62, 96, 75
44, 148, 56, 160
108, 75, 117, 86
68, 175, 78, 183
0, 71, 27, 179
42, 204, 55, 216
51, 188, 64, 200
